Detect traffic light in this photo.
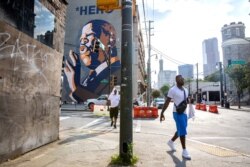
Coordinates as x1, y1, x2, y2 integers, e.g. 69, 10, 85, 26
110, 75, 114, 87
113, 76, 117, 85
93, 40, 100, 53
228, 59, 231, 67
96, 0, 120, 11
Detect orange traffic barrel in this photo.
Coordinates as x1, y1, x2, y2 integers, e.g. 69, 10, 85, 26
195, 103, 200, 110
209, 105, 218, 114
200, 104, 207, 111
133, 106, 158, 118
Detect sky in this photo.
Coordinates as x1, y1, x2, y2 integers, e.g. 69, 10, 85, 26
137, 0, 250, 84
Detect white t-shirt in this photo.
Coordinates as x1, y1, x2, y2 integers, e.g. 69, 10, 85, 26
108, 93, 120, 108
167, 85, 188, 113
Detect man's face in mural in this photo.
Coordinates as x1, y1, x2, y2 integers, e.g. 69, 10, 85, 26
79, 23, 95, 67
64, 20, 120, 102
79, 21, 117, 70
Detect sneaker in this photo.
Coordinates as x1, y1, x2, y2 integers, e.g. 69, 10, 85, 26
167, 140, 176, 151
182, 149, 191, 160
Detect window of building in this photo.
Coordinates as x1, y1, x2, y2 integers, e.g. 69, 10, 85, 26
0, 0, 55, 48
226, 29, 231, 38
236, 28, 240, 36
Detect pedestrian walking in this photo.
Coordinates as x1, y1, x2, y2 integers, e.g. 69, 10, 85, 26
108, 89, 120, 129
160, 75, 191, 160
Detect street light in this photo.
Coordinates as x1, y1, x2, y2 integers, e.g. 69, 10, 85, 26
146, 54, 157, 107
216, 62, 227, 107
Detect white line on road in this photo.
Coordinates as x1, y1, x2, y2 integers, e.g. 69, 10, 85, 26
60, 116, 70, 121
135, 120, 141, 133
79, 117, 106, 130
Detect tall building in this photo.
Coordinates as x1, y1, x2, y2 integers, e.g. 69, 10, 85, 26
178, 64, 194, 79
133, 4, 147, 101
221, 22, 250, 103
158, 59, 176, 89
63, 0, 146, 102
202, 38, 220, 77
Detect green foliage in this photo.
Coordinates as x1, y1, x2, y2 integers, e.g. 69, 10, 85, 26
243, 62, 250, 91
160, 84, 170, 97
204, 70, 220, 82
151, 89, 161, 99
110, 144, 138, 166
226, 65, 248, 91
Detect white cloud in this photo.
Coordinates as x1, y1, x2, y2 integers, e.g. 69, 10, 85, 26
138, 0, 250, 80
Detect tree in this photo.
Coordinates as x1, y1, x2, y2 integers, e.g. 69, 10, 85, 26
243, 62, 250, 104
160, 84, 170, 97
204, 71, 220, 82
226, 64, 248, 108
151, 89, 161, 99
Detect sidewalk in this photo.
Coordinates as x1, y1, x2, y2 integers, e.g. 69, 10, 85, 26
1, 119, 250, 167
227, 105, 250, 112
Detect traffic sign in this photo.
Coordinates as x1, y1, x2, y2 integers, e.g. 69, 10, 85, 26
100, 79, 108, 84
231, 60, 246, 65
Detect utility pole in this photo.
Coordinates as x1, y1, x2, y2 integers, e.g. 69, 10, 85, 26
120, 0, 133, 161
146, 20, 153, 107
196, 63, 199, 103
219, 62, 224, 107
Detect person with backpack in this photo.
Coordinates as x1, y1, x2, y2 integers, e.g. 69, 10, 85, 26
160, 75, 191, 160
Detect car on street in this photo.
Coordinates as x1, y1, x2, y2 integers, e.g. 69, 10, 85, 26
85, 94, 109, 110
152, 98, 165, 109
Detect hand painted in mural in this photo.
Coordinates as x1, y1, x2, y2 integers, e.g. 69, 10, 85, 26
64, 20, 121, 102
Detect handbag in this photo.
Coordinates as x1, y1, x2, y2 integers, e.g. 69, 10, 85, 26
174, 89, 187, 114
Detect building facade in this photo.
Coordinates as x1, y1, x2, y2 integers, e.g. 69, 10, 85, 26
202, 37, 220, 77
133, 4, 147, 101
0, 0, 68, 163
178, 64, 194, 79
221, 22, 250, 103
158, 59, 176, 89
62, 0, 146, 103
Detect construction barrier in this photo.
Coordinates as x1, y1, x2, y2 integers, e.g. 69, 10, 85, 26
195, 103, 200, 110
133, 106, 158, 118
209, 105, 218, 114
199, 104, 207, 111
93, 105, 109, 116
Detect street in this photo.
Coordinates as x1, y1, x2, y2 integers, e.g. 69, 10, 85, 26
59, 104, 250, 156
1, 103, 250, 167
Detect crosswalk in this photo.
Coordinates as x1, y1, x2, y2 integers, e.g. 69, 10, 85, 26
60, 115, 142, 133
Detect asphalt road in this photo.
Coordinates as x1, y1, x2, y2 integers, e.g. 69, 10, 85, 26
60, 103, 250, 156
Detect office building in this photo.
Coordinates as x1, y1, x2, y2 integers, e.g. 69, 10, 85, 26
178, 64, 194, 79
202, 38, 220, 77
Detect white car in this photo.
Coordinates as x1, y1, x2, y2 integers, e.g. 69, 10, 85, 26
152, 98, 165, 109
85, 94, 109, 110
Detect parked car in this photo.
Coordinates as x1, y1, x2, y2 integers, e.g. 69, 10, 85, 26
85, 94, 109, 110
152, 98, 165, 109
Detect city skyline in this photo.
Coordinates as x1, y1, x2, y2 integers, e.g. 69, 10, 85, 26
138, 0, 250, 80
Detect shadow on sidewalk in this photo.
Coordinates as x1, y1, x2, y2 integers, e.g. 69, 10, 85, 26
167, 151, 187, 167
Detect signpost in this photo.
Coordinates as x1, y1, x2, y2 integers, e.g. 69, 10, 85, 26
231, 60, 246, 65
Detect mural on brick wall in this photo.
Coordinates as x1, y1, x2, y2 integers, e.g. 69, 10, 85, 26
64, 20, 121, 102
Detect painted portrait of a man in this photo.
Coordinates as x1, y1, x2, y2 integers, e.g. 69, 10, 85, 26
64, 20, 121, 102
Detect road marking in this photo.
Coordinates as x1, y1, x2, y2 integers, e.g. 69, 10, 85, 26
60, 116, 70, 121
135, 120, 141, 133
189, 138, 250, 157
79, 117, 106, 129
191, 136, 250, 140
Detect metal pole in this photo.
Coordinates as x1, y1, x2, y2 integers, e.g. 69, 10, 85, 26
196, 63, 199, 103
120, 0, 133, 161
147, 21, 152, 107
224, 67, 228, 107
219, 62, 224, 107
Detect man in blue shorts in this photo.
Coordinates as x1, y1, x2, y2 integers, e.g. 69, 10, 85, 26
160, 75, 191, 160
